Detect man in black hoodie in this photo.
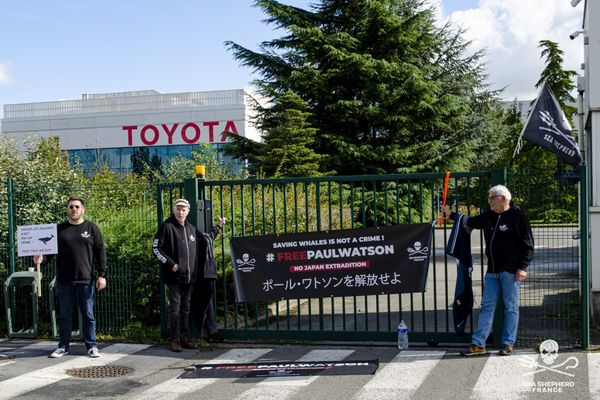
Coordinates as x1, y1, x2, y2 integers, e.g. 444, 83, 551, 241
34, 196, 107, 359
153, 198, 199, 352
444, 184, 534, 356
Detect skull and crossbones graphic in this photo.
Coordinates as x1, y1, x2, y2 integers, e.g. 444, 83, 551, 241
519, 339, 579, 377
407, 241, 428, 255
236, 253, 256, 267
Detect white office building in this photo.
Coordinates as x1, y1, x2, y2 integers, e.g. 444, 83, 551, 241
1, 89, 261, 171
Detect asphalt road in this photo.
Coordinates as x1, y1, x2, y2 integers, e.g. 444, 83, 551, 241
0, 339, 598, 400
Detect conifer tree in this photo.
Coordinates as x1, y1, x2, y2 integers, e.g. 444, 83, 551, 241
224, 90, 324, 177
226, 0, 500, 175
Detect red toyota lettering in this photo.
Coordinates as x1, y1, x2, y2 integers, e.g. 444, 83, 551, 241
161, 124, 178, 144
122, 125, 138, 146
222, 120, 239, 141
141, 125, 159, 145
181, 123, 200, 144
203, 121, 219, 142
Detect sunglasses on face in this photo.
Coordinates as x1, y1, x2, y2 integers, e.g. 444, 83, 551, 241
68, 205, 81, 209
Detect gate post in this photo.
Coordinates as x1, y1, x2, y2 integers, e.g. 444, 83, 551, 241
580, 164, 590, 349
183, 174, 212, 233
7, 178, 16, 274
156, 184, 167, 338
490, 168, 507, 348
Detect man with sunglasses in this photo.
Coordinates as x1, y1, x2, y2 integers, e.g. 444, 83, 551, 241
34, 196, 107, 359
444, 185, 534, 356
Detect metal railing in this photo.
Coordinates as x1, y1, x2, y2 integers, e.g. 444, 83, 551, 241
182, 172, 493, 344
3, 89, 246, 119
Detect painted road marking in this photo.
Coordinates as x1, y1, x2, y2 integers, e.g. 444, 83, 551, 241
471, 352, 537, 400
354, 350, 445, 400
589, 353, 600, 400
0, 343, 150, 400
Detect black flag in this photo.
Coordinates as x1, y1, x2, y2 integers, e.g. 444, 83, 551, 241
514, 82, 582, 166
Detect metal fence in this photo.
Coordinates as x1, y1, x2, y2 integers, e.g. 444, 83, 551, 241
0, 179, 156, 337
184, 171, 492, 345
176, 168, 587, 348
2, 166, 589, 348
508, 168, 587, 347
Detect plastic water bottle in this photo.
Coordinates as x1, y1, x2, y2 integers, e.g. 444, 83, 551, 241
397, 320, 409, 350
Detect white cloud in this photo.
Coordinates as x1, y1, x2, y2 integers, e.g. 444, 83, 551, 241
436, 0, 583, 100
0, 63, 11, 85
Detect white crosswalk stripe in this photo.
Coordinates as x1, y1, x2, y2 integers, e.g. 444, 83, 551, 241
0, 343, 150, 400
130, 348, 273, 400
0, 343, 594, 399
354, 350, 445, 400
471, 352, 537, 400
234, 349, 355, 400
589, 353, 600, 399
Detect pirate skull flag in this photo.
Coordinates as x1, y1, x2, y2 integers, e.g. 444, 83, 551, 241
514, 82, 582, 166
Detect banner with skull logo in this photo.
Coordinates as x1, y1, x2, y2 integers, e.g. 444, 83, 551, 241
230, 223, 433, 302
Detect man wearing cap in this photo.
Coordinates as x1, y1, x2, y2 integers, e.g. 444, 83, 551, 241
152, 198, 199, 352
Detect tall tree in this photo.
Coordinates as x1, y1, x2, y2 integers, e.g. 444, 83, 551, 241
226, 0, 501, 175
225, 90, 325, 177
536, 40, 578, 118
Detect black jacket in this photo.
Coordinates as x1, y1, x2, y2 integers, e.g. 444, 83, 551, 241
446, 214, 474, 334
152, 216, 198, 284
44, 220, 107, 284
458, 205, 534, 274
197, 226, 220, 279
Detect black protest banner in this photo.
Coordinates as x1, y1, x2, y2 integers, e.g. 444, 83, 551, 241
179, 359, 379, 379
230, 223, 433, 302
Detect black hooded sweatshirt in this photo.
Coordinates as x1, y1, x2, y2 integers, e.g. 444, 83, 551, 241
152, 215, 198, 285
462, 205, 534, 274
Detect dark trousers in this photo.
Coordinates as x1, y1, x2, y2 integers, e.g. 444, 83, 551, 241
57, 282, 96, 350
203, 298, 217, 337
192, 277, 214, 333
166, 283, 194, 341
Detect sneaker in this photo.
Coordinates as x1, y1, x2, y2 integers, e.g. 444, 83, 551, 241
499, 345, 513, 356
180, 339, 198, 350
460, 345, 487, 356
49, 348, 68, 358
88, 347, 100, 358
170, 339, 182, 352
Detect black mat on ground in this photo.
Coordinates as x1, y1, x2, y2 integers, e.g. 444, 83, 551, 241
178, 359, 379, 379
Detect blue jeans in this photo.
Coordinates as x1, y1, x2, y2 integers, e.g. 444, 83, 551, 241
57, 283, 96, 350
472, 272, 521, 348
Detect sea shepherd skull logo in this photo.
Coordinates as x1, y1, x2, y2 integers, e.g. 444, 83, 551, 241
236, 253, 256, 272
407, 241, 429, 262
519, 339, 579, 377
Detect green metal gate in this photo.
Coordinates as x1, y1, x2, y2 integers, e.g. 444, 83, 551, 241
1, 166, 587, 347
156, 167, 589, 347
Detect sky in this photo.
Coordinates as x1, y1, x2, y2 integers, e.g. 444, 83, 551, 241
0, 0, 585, 119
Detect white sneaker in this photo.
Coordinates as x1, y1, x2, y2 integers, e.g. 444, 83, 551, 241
88, 347, 100, 358
49, 348, 68, 358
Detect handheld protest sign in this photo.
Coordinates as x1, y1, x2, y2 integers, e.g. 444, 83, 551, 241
17, 224, 58, 297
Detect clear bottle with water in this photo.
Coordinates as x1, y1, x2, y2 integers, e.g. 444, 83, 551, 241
397, 320, 409, 350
